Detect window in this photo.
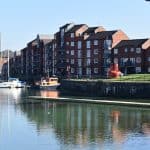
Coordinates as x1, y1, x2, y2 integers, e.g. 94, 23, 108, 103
66, 50, 69, 54
71, 33, 74, 38
66, 42, 69, 46
136, 48, 141, 54
94, 49, 98, 55
148, 67, 150, 73
78, 59, 82, 67
114, 49, 118, 54
66, 59, 69, 63
71, 59, 74, 64
77, 41, 82, 49
136, 57, 141, 63
78, 50, 82, 58
86, 68, 91, 75
71, 42, 74, 47
87, 50, 91, 57
130, 48, 134, 52
94, 58, 98, 64
86, 41, 91, 48
136, 67, 141, 73
114, 58, 118, 64
94, 68, 98, 73
71, 50, 74, 55
104, 40, 112, 50
78, 68, 82, 75
130, 58, 135, 64
86, 59, 91, 66
94, 40, 98, 46
124, 48, 128, 53
148, 57, 150, 62
71, 68, 75, 73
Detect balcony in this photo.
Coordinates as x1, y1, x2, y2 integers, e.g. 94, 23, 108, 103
120, 61, 136, 67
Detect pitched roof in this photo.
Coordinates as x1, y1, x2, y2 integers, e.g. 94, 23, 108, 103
114, 39, 148, 48
67, 24, 87, 33
84, 26, 104, 34
38, 34, 54, 40
86, 30, 117, 40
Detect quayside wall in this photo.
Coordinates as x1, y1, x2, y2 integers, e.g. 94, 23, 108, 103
60, 80, 150, 98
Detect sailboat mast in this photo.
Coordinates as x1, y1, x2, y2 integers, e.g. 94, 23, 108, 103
7, 50, 9, 80
0, 32, 1, 61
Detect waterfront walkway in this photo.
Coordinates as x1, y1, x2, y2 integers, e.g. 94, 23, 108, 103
28, 96, 150, 107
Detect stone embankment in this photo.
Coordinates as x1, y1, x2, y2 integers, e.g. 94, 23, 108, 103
60, 80, 150, 98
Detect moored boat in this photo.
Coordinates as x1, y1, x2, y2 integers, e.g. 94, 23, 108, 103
0, 78, 25, 88
35, 77, 60, 90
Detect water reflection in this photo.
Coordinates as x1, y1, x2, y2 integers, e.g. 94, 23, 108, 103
40, 90, 59, 98
0, 89, 150, 150
19, 101, 150, 149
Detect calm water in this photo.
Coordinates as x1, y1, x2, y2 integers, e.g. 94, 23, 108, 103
0, 88, 150, 150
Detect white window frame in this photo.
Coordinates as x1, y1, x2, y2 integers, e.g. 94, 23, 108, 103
78, 50, 82, 58
71, 42, 74, 47
71, 50, 74, 55
136, 67, 141, 73
71, 68, 75, 73
130, 48, 134, 52
86, 41, 91, 48
94, 68, 98, 74
78, 59, 82, 67
71, 59, 74, 64
66, 50, 69, 54
86, 59, 91, 66
94, 58, 98, 64
77, 41, 82, 49
94, 40, 98, 46
114, 49, 118, 54
136, 48, 141, 54
136, 57, 141, 63
71, 33, 74, 38
87, 50, 91, 57
94, 49, 98, 55
124, 48, 128, 53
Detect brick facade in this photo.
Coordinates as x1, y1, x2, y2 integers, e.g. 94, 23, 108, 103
2, 23, 149, 82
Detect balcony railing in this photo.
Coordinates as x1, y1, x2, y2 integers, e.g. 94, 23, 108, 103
120, 61, 136, 67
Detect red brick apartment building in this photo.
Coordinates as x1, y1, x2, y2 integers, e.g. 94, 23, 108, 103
112, 39, 150, 74
53, 23, 128, 78
2, 23, 149, 82
25, 34, 52, 82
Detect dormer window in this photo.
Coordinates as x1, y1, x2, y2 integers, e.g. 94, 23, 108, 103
71, 33, 74, 38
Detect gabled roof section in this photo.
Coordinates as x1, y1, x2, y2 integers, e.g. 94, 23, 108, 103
67, 24, 87, 33
84, 26, 105, 35
86, 30, 117, 40
38, 34, 54, 40
114, 39, 148, 48
27, 39, 37, 46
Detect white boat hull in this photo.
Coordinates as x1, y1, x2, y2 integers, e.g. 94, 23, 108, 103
39, 84, 60, 90
0, 80, 25, 88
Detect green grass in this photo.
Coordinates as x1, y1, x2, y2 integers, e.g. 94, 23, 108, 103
108, 74, 150, 82
67, 74, 150, 82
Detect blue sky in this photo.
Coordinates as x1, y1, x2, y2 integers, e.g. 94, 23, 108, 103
0, 0, 149, 50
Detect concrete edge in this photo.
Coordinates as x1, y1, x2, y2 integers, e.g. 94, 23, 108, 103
28, 96, 150, 108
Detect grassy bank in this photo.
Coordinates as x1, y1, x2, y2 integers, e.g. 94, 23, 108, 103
68, 74, 150, 82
